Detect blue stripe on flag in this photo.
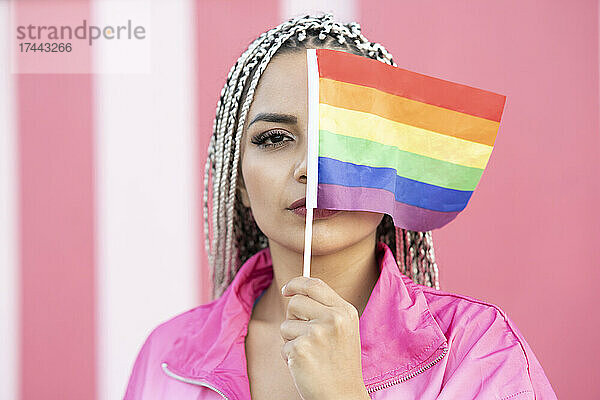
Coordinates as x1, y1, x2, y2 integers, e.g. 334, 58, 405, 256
318, 157, 473, 212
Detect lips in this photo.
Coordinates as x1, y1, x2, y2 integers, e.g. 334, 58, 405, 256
292, 206, 342, 218
288, 197, 306, 209
287, 197, 342, 219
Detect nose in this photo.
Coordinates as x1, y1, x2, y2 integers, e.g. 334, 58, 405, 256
293, 154, 307, 184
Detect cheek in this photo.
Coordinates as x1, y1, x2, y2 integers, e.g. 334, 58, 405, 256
333, 211, 384, 233
241, 154, 283, 210
307, 211, 384, 255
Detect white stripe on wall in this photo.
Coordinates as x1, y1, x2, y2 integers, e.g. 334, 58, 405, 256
280, 0, 356, 23
0, 2, 19, 400
93, 1, 198, 399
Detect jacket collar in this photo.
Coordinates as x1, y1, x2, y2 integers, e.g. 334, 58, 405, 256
162, 241, 448, 399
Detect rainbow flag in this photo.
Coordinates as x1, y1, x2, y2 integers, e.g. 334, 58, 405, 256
305, 48, 507, 232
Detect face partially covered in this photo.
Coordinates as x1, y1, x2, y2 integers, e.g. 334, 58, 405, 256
237, 49, 384, 256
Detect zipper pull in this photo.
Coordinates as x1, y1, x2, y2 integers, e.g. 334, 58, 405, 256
161, 362, 230, 399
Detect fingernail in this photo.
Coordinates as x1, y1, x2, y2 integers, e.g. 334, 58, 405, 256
281, 284, 287, 295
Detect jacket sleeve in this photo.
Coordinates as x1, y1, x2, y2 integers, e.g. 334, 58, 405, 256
508, 317, 558, 400
436, 307, 557, 400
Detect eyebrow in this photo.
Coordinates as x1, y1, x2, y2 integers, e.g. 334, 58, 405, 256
248, 112, 298, 128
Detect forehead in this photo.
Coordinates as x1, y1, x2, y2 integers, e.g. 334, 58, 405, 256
246, 51, 308, 119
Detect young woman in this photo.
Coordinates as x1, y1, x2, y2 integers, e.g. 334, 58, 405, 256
124, 13, 557, 400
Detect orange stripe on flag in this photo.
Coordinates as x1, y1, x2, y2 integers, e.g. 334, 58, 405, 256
319, 78, 500, 146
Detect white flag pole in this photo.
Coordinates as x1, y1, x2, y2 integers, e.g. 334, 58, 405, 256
302, 208, 313, 278
304, 49, 319, 278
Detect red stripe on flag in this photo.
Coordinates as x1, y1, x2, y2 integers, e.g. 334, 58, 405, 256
316, 48, 506, 122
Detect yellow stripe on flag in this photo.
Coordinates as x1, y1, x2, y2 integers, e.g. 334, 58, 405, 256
319, 103, 494, 169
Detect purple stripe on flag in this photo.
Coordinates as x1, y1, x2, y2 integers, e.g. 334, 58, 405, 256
317, 183, 461, 231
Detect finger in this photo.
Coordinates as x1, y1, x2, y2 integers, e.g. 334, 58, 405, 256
280, 319, 310, 341
281, 336, 308, 365
282, 277, 345, 307
286, 293, 329, 321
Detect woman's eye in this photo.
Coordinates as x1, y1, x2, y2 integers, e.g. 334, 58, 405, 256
250, 130, 293, 149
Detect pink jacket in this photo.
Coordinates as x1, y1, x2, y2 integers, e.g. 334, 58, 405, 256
124, 241, 557, 399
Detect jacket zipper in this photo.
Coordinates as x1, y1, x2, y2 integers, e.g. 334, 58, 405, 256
162, 345, 448, 399
161, 362, 229, 399
366, 345, 449, 395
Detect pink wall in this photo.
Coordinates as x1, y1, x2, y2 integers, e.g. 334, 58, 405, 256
359, 1, 600, 398
15, 1, 97, 399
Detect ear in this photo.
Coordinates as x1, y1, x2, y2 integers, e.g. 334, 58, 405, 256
237, 177, 251, 208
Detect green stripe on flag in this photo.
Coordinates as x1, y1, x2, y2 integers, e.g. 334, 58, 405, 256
319, 129, 484, 191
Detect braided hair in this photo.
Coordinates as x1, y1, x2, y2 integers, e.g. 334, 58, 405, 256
204, 13, 440, 299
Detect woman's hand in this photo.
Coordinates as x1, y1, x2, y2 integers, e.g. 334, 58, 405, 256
280, 277, 371, 400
